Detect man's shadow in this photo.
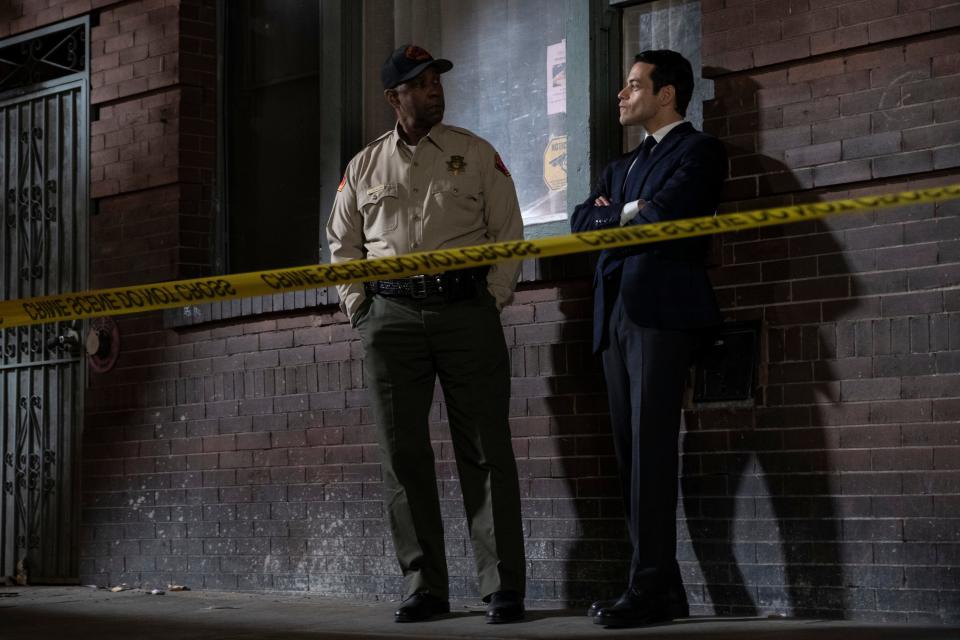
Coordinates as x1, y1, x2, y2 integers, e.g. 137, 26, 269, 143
518, 254, 632, 606
679, 71, 852, 618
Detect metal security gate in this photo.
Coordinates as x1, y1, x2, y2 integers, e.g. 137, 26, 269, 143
0, 19, 88, 584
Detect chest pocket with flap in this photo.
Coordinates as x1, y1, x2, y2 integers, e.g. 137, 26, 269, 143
358, 183, 400, 234
431, 175, 483, 228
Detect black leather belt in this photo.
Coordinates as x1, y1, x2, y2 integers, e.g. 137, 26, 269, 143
365, 267, 488, 300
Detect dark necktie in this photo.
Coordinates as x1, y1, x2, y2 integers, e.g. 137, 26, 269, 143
621, 134, 658, 200
603, 135, 659, 278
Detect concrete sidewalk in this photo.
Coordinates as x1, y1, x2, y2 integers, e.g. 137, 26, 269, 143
1, 586, 956, 640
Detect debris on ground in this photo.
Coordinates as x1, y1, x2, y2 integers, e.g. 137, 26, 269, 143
167, 584, 189, 592
147, 589, 165, 596
109, 584, 129, 593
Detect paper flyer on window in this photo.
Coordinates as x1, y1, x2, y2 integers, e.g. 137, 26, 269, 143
547, 39, 566, 116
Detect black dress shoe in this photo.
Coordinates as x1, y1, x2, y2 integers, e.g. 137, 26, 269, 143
485, 590, 525, 624
587, 599, 616, 617
593, 586, 688, 628
394, 592, 450, 622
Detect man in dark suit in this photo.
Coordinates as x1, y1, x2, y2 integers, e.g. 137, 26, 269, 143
570, 49, 727, 628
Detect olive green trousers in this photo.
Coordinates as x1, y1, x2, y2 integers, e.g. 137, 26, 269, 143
355, 292, 526, 600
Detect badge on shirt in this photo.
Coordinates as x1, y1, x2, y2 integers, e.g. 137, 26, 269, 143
494, 153, 511, 177
446, 155, 467, 175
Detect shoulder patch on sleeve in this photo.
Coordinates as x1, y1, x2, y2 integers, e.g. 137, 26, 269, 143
494, 153, 511, 178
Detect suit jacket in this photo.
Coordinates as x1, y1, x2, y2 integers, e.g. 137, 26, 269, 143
570, 122, 727, 353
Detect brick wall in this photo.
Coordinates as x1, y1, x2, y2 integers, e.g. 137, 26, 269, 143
3, 0, 957, 625
691, 0, 960, 622
89, 0, 216, 284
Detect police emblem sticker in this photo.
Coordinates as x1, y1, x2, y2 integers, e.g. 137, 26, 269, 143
446, 155, 467, 175
494, 153, 511, 178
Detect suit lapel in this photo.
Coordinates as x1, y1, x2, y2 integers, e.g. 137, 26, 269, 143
612, 146, 642, 202
623, 122, 693, 200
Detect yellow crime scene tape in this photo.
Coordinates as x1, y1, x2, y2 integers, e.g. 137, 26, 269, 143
2, 184, 958, 330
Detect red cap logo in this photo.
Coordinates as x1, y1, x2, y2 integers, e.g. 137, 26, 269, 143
404, 46, 432, 61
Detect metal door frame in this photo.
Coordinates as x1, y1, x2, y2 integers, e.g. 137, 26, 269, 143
1, 16, 89, 584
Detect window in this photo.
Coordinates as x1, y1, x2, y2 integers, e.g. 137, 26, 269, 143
620, 0, 708, 150
221, 0, 321, 274
363, 0, 568, 235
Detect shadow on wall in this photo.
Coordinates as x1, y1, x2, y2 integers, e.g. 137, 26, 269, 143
524, 254, 633, 606
681, 72, 853, 618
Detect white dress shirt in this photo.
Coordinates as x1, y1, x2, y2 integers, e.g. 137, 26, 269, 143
619, 120, 686, 225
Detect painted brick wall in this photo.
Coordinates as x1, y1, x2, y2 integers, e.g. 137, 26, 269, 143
3, 0, 957, 625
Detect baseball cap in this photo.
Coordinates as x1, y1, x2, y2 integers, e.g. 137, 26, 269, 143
381, 45, 453, 89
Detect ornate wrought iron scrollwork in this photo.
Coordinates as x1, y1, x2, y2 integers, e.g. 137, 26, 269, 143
10, 125, 57, 281
11, 394, 49, 552
0, 25, 86, 92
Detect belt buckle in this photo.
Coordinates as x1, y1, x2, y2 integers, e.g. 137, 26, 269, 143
409, 274, 428, 299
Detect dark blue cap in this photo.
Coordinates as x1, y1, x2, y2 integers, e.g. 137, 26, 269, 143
381, 45, 453, 89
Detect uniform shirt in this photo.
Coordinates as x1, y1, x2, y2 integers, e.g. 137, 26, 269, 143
326, 122, 524, 319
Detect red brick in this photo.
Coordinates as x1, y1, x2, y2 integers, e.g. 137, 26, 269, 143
755, 0, 791, 22
933, 53, 960, 77
725, 20, 783, 50
103, 32, 135, 54
872, 104, 934, 133
902, 75, 960, 106
758, 168, 815, 194
782, 8, 838, 38
812, 159, 872, 187
840, 0, 898, 27
703, 5, 755, 33
882, 292, 945, 318
92, 21, 121, 41
872, 150, 934, 178
202, 434, 235, 453
753, 35, 811, 67
842, 131, 902, 160
870, 64, 930, 91
729, 153, 790, 177
934, 145, 960, 169
104, 64, 134, 85
784, 141, 842, 167
904, 32, 960, 62
812, 114, 871, 144
704, 48, 756, 73
903, 122, 960, 150
36, 5, 64, 25
840, 89, 888, 116
931, 2, 960, 28
900, 0, 957, 10
811, 70, 871, 98
867, 12, 932, 44
119, 44, 149, 65
811, 25, 870, 55
758, 83, 812, 108
793, 275, 850, 300
758, 124, 812, 152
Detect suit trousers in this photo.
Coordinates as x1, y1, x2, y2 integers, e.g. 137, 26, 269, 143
355, 292, 526, 600
601, 293, 699, 593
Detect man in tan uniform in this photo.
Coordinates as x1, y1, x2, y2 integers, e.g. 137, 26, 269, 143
326, 45, 526, 624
